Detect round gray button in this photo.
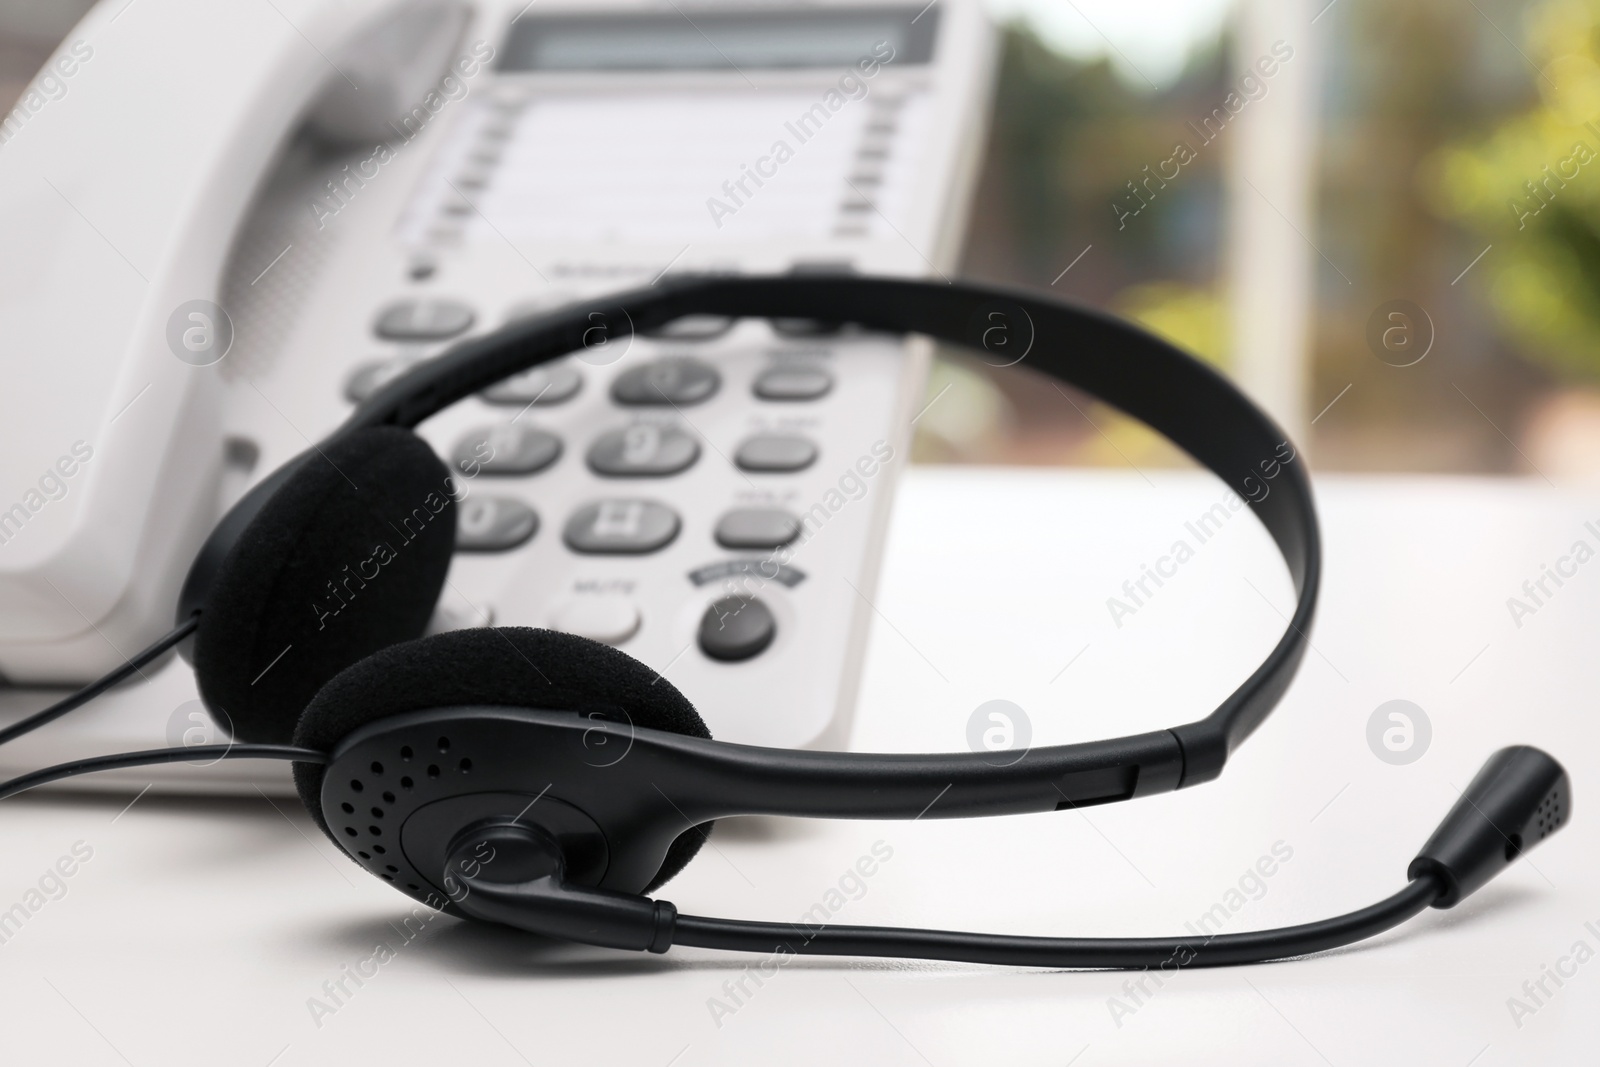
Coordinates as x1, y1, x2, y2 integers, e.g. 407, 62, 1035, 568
374, 299, 475, 340
734, 434, 818, 472
714, 508, 802, 550
754, 365, 832, 401
456, 496, 538, 552
611, 358, 721, 406
564, 500, 681, 555
452, 424, 562, 476
587, 424, 699, 477
698, 596, 777, 662
482, 363, 583, 406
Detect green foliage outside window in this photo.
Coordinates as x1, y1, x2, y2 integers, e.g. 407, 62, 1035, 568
1429, 0, 1600, 380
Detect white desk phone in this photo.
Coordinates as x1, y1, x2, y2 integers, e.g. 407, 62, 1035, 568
0, 0, 997, 788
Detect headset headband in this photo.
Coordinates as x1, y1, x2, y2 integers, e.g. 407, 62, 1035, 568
11, 274, 1572, 974
339, 273, 1320, 790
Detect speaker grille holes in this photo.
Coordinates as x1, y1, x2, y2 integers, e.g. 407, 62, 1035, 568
1534, 789, 1566, 840
333, 729, 510, 905
1505, 834, 1523, 861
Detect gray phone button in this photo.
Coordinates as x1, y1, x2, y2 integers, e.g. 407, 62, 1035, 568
344, 357, 420, 403
698, 595, 777, 662
754, 365, 833, 401
564, 500, 680, 555
374, 299, 475, 340
587, 424, 699, 477
734, 434, 818, 472
642, 314, 734, 341
452, 425, 562, 476
611, 358, 720, 406
714, 508, 802, 550
456, 496, 538, 552
549, 595, 641, 646
482, 363, 583, 406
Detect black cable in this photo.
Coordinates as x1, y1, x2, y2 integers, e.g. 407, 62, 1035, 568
0, 744, 325, 802
0, 616, 199, 749
672, 874, 1443, 969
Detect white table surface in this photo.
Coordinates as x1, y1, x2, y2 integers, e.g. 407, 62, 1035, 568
0, 467, 1594, 1066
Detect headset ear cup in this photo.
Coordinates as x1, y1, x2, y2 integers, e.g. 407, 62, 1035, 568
192, 426, 457, 745
289, 626, 714, 892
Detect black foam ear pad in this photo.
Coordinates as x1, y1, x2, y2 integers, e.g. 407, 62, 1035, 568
290, 626, 714, 893
192, 426, 456, 746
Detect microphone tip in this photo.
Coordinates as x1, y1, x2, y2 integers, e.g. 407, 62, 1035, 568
1408, 746, 1570, 908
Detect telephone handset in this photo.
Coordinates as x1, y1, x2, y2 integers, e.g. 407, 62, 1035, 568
0, 0, 469, 674
0, 0, 997, 785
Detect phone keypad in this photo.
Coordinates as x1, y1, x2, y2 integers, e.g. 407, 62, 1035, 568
361, 309, 881, 666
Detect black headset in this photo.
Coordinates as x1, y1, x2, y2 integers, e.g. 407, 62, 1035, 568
0, 274, 1570, 968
